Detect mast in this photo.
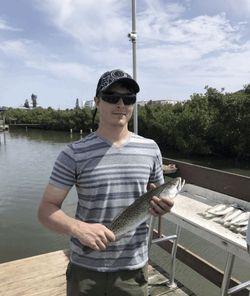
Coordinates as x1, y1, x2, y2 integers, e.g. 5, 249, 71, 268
128, 0, 138, 134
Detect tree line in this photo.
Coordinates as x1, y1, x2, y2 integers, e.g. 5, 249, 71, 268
5, 85, 250, 159
138, 85, 250, 160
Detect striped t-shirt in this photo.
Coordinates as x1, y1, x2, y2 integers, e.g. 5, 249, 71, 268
49, 132, 164, 272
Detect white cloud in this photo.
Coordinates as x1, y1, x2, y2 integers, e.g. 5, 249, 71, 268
133, 1, 250, 99
26, 59, 95, 82
0, 18, 22, 31
0, 37, 95, 83
34, 0, 131, 46
1, 0, 250, 107
228, 0, 250, 17
137, 12, 243, 71
0, 40, 30, 57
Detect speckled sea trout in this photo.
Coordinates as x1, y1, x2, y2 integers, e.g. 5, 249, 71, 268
82, 177, 185, 253
109, 177, 185, 240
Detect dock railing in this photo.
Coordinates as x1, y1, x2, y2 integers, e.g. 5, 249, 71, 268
149, 157, 250, 296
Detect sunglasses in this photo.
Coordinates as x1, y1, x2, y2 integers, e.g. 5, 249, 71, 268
100, 93, 136, 105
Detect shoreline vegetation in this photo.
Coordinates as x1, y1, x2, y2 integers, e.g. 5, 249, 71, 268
4, 86, 250, 160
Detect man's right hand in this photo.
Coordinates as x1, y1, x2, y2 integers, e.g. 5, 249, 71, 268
73, 221, 116, 251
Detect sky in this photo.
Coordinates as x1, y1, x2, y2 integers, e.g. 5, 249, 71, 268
1, 0, 250, 109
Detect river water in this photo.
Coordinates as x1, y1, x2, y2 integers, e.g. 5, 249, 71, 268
0, 129, 249, 296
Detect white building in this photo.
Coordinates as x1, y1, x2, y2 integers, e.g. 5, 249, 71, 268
84, 100, 95, 109
137, 99, 181, 106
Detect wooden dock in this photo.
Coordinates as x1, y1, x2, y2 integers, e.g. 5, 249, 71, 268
0, 249, 194, 296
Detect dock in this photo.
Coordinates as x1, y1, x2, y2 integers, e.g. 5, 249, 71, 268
0, 159, 249, 296
0, 249, 194, 296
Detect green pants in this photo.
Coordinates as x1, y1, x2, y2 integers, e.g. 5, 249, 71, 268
66, 262, 148, 296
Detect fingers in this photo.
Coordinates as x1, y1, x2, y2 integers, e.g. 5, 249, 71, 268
105, 227, 116, 243
95, 227, 116, 251
80, 223, 116, 252
146, 183, 174, 216
91, 238, 107, 252
149, 196, 174, 216
147, 183, 156, 191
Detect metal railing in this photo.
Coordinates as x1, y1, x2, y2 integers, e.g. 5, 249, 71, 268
148, 158, 250, 296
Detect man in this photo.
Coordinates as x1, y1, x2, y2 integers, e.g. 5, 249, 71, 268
38, 69, 174, 296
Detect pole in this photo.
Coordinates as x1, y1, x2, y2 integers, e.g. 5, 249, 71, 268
128, 0, 138, 134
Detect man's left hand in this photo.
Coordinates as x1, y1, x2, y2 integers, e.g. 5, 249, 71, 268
147, 183, 174, 216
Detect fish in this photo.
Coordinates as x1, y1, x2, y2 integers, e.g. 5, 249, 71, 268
219, 209, 243, 225
206, 204, 228, 215
230, 211, 249, 225
213, 205, 236, 217
82, 177, 185, 253
203, 212, 217, 219
109, 177, 185, 240
204, 205, 235, 222
236, 225, 247, 235
232, 220, 249, 227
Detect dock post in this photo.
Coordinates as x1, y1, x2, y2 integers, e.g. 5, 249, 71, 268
147, 216, 156, 250
167, 224, 181, 289
220, 253, 235, 296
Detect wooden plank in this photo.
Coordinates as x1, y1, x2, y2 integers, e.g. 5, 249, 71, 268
0, 250, 69, 296
0, 250, 191, 296
163, 157, 250, 202
148, 263, 194, 296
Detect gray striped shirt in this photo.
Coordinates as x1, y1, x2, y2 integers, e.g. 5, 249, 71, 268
49, 132, 164, 272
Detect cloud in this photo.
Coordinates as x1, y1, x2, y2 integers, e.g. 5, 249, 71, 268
1, 0, 250, 107
137, 12, 243, 71
132, 1, 250, 99
29, 1, 247, 77
26, 59, 95, 82
138, 3, 241, 49
34, 0, 131, 47
0, 18, 22, 31
228, 0, 250, 17
0, 40, 30, 58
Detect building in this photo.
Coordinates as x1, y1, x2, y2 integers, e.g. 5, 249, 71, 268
0, 107, 9, 131
84, 100, 95, 109
137, 99, 180, 106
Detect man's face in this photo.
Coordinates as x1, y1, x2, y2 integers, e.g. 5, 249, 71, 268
96, 84, 135, 128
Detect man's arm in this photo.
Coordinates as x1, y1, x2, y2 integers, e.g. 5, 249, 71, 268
38, 183, 115, 251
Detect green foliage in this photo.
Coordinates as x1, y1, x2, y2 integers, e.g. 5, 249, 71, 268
5, 84, 250, 159
5, 107, 93, 132
138, 85, 250, 160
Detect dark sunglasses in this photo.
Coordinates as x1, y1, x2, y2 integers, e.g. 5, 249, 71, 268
100, 93, 136, 105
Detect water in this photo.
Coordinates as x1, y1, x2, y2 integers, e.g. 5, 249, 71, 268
0, 129, 79, 262
0, 129, 249, 296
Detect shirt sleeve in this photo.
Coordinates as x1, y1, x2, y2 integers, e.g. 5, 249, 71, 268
49, 144, 77, 190
149, 143, 164, 185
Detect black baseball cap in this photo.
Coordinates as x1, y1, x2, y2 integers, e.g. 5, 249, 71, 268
96, 69, 140, 96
